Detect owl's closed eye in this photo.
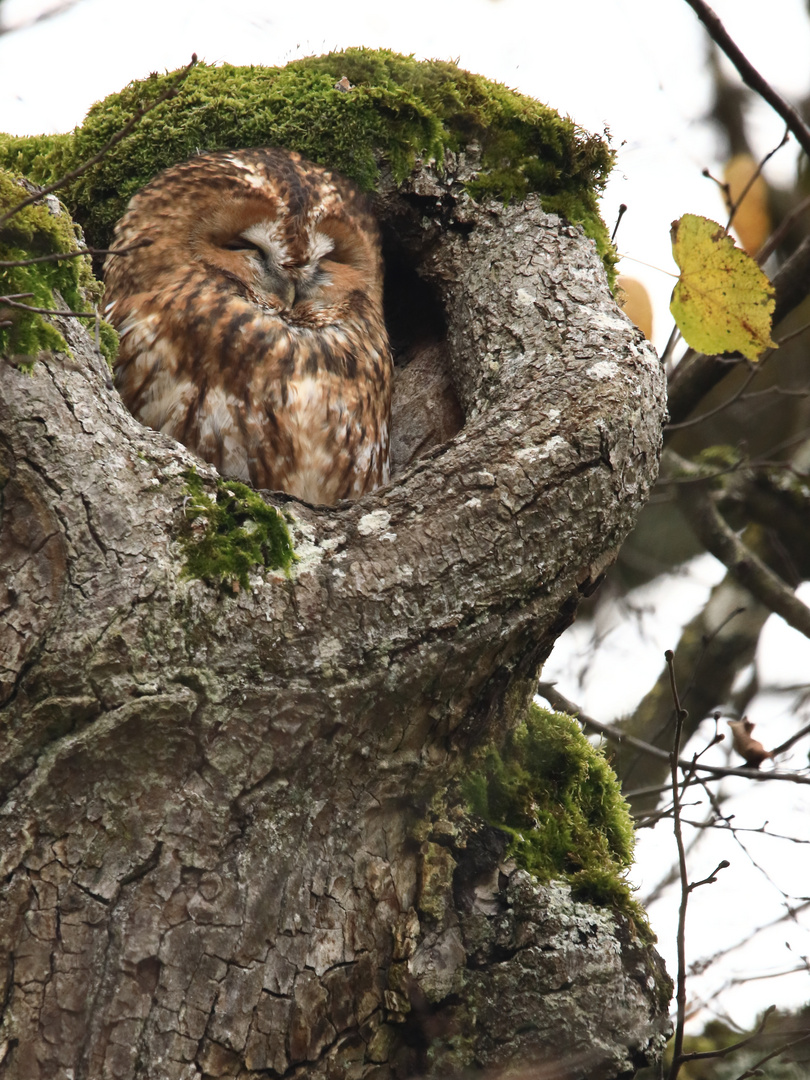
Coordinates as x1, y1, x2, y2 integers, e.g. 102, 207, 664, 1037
104, 147, 392, 505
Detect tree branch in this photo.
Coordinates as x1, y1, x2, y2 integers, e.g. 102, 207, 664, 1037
682, 0, 810, 159
536, 682, 810, 785
667, 449, 810, 639
0, 239, 152, 268
666, 651, 691, 1080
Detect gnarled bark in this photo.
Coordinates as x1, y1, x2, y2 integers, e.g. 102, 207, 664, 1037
0, 163, 668, 1079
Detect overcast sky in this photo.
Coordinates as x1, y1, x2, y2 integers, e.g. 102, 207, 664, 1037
3, 0, 810, 1032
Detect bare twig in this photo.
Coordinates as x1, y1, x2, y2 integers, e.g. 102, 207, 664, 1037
0, 296, 97, 319
682, 0, 810, 160
771, 721, 810, 758
611, 203, 627, 242
0, 239, 152, 268
0, 0, 81, 37
663, 315, 810, 434
661, 326, 683, 369
665, 365, 758, 431
680, 1007, 776, 1064
757, 192, 810, 265
732, 1029, 810, 1080
0, 54, 197, 228
689, 859, 730, 890
667, 449, 810, 639
770, 235, 810, 328
535, 681, 810, 785
695, 899, 810, 977
666, 650, 690, 1080
723, 130, 789, 235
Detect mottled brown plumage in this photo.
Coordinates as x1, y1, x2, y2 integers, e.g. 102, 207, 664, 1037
104, 148, 391, 504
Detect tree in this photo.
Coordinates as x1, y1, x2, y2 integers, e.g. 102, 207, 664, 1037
0, 53, 669, 1079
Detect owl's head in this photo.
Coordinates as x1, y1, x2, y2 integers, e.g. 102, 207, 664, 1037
103, 147, 393, 504
104, 148, 384, 322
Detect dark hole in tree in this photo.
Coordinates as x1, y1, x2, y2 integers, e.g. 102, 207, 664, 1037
380, 227, 465, 475
382, 236, 447, 364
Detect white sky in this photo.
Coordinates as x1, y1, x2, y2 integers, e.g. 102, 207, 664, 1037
2, 0, 809, 1038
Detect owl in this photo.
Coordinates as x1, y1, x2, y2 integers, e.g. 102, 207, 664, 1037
104, 148, 392, 505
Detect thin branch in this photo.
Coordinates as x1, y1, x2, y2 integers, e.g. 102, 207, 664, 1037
770, 235, 810, 330
732, 1030, 810, 1080
723, 130, 790, 235
693, 898, 810, 984
680, 1007, 775, 1064
0, 297, 97, 319
757, 192, 810, 265
667, 449, 810, 639
0, 54, 197, 229
661, 325, 683, 369
771, 721, 810, 758
723, 963, 810, 987
739, 383, 810, 402
0, 239, 152, 268
666, 650, 690, 1080
0, 0, 81, 37
662, 321, 810, 435
535, 682, 810, 784
665, 365, 758, 431
688, 858, 730, 891
682, 0, 810, 160
611, 203, 627, 243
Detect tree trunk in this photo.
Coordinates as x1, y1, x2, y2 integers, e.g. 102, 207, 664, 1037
0, 162, 669, 1079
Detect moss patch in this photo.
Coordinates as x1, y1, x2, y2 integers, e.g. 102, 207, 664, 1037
180, 470, 296, 591
0, 168, 116, 363
0, 49, 615, 274
463, 704, 650, 933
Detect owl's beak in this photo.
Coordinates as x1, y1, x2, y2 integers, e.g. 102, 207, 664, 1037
279, 278, 296, 309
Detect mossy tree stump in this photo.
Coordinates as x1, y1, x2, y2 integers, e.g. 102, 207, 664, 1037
0, 53, 669, 1080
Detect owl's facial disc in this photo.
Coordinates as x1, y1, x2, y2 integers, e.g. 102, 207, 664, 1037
232, 223, 343, 310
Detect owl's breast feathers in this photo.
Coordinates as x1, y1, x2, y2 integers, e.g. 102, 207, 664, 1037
104, 148, 392, 505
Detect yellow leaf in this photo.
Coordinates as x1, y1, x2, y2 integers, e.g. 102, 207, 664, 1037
670, 213, 776, 361
617, 275, 653, 340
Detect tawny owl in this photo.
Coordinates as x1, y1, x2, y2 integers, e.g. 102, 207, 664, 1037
104, 148, 392, 505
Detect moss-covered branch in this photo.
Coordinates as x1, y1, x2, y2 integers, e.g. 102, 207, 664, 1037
0, 49, 616, 273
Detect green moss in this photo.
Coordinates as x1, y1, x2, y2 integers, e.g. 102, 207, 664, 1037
180, 469, 296, 591
0, 49, 615, 274
0, 133, 72, 186
0, 166, 117, 363
463, 704, 650, 933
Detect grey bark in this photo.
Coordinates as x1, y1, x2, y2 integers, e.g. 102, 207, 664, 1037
0, 162, 668, 1079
